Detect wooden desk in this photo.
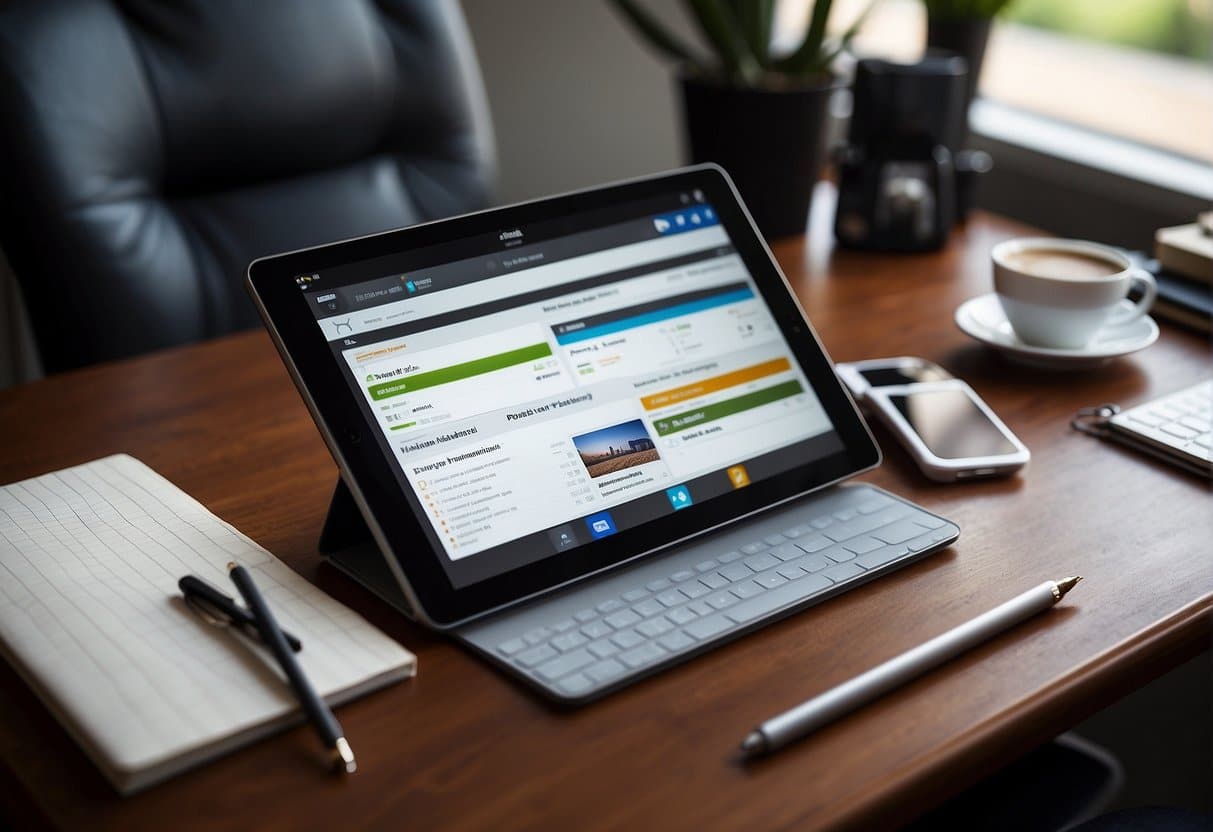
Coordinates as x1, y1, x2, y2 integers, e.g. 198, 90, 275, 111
0, 188, 1209, 830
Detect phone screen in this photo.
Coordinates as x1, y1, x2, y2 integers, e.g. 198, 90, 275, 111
887, 389, 1018, 459
858, 364, 952, 387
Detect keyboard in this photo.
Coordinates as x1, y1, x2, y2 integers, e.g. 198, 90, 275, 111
1108, 379, 1213, 476
456, 484, 959, 703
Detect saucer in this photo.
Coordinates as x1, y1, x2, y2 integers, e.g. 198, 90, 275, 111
954, 293, 1159, 370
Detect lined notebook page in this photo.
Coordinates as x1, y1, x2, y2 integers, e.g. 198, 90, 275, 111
0, 455, 414, 793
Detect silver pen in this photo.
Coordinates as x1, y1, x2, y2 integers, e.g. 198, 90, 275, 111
740, 576, 1083, 759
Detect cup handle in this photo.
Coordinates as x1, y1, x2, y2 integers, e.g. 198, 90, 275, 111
1105, 268, 1157, 328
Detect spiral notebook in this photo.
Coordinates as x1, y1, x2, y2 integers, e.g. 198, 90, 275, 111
0, 455, 415, 794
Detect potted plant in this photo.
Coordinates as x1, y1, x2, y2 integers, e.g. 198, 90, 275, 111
609, 0, 867, 239
923, 0, 1015, 118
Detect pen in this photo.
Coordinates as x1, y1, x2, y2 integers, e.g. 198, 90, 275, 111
227, 562, 356, 774
179, 575, 303, 652
740, 576, 1083, 759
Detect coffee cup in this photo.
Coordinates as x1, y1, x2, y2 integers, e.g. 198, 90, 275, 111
991, 238, 1156, 349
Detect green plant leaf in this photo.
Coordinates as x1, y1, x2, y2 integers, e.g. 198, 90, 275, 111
779, 0, 835, 75
684, 0, 762, 83
608, 0, 704, 68
727, 0, 776, 67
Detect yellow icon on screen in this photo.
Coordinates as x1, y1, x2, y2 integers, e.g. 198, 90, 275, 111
727, 465, 750, 489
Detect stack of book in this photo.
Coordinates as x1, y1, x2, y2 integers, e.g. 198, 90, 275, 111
1150, 213, 1212, 334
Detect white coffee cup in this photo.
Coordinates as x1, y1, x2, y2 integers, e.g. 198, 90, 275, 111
991, 237, 1157, 349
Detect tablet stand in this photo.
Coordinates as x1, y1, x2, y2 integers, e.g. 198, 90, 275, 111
319, 479, 416, 618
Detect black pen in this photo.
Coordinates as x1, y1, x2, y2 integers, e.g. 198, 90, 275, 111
227, 562, 356, 774
179, 575, 303, 652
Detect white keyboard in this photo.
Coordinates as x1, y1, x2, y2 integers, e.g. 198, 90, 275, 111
1109, 379, 1213, 476
457, 484, 959, 703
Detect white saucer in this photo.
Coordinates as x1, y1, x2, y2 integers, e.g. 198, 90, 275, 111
954, 293, 1159, 370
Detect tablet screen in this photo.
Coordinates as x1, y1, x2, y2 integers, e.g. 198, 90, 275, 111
297, 191, 847, 588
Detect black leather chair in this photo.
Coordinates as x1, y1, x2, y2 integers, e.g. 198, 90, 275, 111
0, 0, 494, 373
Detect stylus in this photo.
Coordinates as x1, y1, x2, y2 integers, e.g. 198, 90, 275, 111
228, 562, 357, 774
739, 576, 1083, 759
179, 574, 302, 652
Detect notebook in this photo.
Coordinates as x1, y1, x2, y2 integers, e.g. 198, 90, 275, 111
0, 454, 415, 794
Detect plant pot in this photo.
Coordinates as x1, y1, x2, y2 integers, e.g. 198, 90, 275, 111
926, 17, 993, 122
678, 75, 841, 239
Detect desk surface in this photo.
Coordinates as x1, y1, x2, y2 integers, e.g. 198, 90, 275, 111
1, 187, 1210, 830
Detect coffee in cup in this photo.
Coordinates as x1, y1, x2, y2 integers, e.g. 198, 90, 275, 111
991, 238, 1157, 349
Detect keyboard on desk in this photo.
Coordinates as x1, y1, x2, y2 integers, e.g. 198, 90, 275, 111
456, 484, 960, 703
1109, 379, 1213, 476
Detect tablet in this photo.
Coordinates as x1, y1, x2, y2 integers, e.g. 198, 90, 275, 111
248, 165, 880, 628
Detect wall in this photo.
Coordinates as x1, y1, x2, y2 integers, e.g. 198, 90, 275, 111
460, 0, 691, 205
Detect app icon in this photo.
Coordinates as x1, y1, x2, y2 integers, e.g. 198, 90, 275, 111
547, 524, 580, 552
584, 511, 617, 539
727, 465, 750, 489
689, 212, 702, 225
675, 214, 686, 226
406, 280, 417, 293
666, 485, 692, 510
653, 218, 671, 233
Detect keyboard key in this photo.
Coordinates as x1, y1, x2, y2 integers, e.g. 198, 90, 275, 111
856, 495, 892, 514
718, 550, 742, 563
523, 626, 552, 645
782, 527, 804, 539
596, 599, 626, 614
763, 533, 788, 546
1179, 415, 1210, 432
915, 513, 947, 530
784, 553, 825, 572
656, 590, 684, 607
637, 617, 674, 638
699, 572, 729, 590
633, 599, 666, 618
611, 629, 646, 649
604, 609, 642, 629
574, 608, 598, 623
621, 589, 649, 603
559, 673, 594, 695
535, 648, 595, 681
688, 600, 712, 616
680, 582, 709, 600
743, 553, 779, 572
658, 631, 695, 651
667, 606, 699, 625
795, 535, 831, 553
755, 573, 788, 589
906, 533, 938, 553
731, 581, 764, 600
823, 563, 864, 582
726, 574, 832, 624
770, 543, 803, 561
684, 614, 733, 640
842, 536, 883, 555
581, 620, 612, 639
856, 545, 911, 570
811, 517, 832, 529
646, 578, 672, 592
706, 592, 737, 610
787, 523, 815, 537
670, 570, 696, 583
1129, 411, 1167, 428
825, 505, 909, 543
585, 659, 626, 683
718, 563, 753, 582
833, 509, 857, 522
873, 520, 929, 545
588, 640, 618, 659
552, 618, 577, 633
740, 542, 767, 555
1162, 423, 1199, 440
777, 565, 807, 580
516, 644, 559, 667
619, 642, 666, 669
822, 544, 854, 562
497, 638, 527, 656
694, 559, 718, 572
551, 631, 588, 652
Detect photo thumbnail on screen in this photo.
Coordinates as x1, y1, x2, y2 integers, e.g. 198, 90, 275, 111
573, 419, 660, 478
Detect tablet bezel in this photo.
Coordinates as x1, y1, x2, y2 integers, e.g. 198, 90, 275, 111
248, 166, 880, 627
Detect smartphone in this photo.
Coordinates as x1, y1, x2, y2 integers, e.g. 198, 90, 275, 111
836, 357, 1029, 482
